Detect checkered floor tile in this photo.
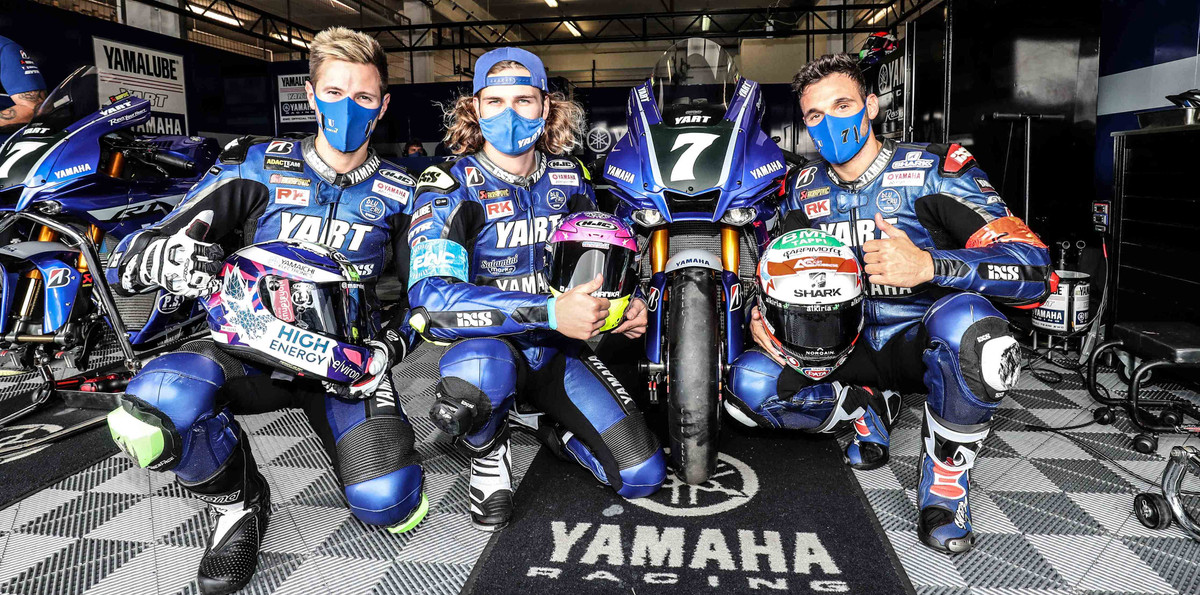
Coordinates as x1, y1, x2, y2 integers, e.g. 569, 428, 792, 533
0, 344, 1198, 594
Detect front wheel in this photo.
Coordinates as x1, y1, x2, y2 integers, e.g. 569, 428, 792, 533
666, 267, 722, 484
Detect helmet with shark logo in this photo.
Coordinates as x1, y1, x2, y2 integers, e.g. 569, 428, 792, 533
756, 228, 864, 380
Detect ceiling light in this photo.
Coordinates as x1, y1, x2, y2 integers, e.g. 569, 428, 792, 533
330, 0, 358, 12
545, 0, 559, 6
564, 21, 582, 37
187, 4, 241, 27
868, 8, 889, 25
272, 32, 310, 49
701, 15, 711, 31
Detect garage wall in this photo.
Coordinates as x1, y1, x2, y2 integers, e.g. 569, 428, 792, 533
2, 0, 277, 136
1095, 0, 1200, 201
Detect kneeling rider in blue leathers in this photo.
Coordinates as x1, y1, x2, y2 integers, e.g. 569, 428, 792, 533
103, 27, 425, 595
725, 54, 1053, 554
405, 47, 667, 531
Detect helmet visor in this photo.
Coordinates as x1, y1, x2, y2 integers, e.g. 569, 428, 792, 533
759, 294, 862, 363
258, 276, 368, 343
546, 243, 638, 299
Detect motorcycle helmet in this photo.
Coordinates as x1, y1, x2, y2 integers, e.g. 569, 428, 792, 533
204, 239, 376, 384
756, 228, 864, 380
858, 31, 898, 66
544, 211, 640, 332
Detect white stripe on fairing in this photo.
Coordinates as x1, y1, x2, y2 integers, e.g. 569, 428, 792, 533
1097, 54, 1200, 116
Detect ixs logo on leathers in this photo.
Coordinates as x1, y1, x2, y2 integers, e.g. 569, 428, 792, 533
524, 453, 850, 592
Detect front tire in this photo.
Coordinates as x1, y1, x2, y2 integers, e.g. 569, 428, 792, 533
666, 267, 721, 485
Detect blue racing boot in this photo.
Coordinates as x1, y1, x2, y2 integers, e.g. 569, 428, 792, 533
916, 404, 990, 554
843, 388, 902, 470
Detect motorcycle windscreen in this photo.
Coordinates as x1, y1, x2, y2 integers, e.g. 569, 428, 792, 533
546, 243, 638, 299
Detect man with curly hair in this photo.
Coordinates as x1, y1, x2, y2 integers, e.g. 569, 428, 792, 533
404, 47, 666, 531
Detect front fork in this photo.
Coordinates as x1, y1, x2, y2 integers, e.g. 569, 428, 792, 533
10, 223, 102, 338
639, 225, 746, 404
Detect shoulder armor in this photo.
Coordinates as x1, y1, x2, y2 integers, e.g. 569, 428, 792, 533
219, 135, 274, 165
415, 161, 460, 196
925, 142, 978, 178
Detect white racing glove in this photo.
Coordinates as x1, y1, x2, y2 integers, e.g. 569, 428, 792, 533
324, 339, 393, 399
134, 231, 224, 297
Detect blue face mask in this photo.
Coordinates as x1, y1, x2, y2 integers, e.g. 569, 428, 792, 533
314, 95, 382, 153
806, 105, 870, 164
479, 107, 545, 156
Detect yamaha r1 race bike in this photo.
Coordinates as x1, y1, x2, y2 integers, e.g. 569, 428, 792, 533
603, 39, 786, 484
0, 66, 216, 409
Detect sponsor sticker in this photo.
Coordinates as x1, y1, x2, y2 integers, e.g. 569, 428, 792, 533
45, 267, 73, 288
264, 156, 304, 172
875, 188, 903, 214
275, 187, 310, 206
409, 238, 469, 285
156, 292, 185, 314
794, 166, 818, 188
359, 196, 385, 221
269, 174, 311, 186
881, 170, 925, 187
891, 151, 933, 169
799, 186, 830, 200
379, 169, 416, 186
606, 164, 635, 184
974, 176, 998, 194
486, 200, 515, 220
804, 198, 832, 219
372, 179, 410, 203
266, 140, 294, 154
465, 166, 485, 187
479, 189, 510, 200
549, 171, 579, 186
548, 159, 574, 170
546, 188, 568, 210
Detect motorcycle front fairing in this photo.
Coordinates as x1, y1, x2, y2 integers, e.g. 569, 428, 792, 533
606, 77, 784, 366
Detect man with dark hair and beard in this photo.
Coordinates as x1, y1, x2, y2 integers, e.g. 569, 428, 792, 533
725, 53, 1052, 554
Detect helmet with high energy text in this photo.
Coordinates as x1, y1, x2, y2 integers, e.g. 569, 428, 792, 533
544, 211, 640, 332
204, 240, 377, 384
756, 228, 864, 380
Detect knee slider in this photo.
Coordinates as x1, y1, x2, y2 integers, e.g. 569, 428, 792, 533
107, 396, 183, 470
338, 416, 424, 526
430, 376, 493, 437
616, 450, 667, 499
926, 294, 1018, 404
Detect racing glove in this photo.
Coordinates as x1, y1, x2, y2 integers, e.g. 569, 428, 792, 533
126, 230, 224, 298
323, 339, 393, 399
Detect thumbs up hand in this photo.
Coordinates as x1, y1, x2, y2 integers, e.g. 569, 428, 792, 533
862, 213, 934, 288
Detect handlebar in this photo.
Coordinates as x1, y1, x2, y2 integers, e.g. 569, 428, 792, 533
148, 151, 195, 172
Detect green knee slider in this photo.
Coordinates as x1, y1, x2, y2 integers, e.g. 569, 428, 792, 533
107, 397, 183, 470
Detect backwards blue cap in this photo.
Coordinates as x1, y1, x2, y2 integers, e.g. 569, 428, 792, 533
473, 47, 548, 94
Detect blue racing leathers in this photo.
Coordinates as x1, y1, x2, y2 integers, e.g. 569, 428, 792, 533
405, 151, 666, 498
105, 135, 427, 529
725, 139, 1051, 553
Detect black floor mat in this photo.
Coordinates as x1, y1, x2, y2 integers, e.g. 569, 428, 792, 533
0, 403, 117, 509
465, 428, 916, 595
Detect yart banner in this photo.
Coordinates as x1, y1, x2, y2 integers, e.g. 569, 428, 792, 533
92, 37, 188, 135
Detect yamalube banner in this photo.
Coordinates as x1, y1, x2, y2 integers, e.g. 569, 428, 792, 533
92, 37, 188, 135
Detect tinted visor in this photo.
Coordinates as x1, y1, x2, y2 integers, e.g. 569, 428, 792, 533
258, 276, 367, 343
546, 243, 638, 298
760, 294, 863, 362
